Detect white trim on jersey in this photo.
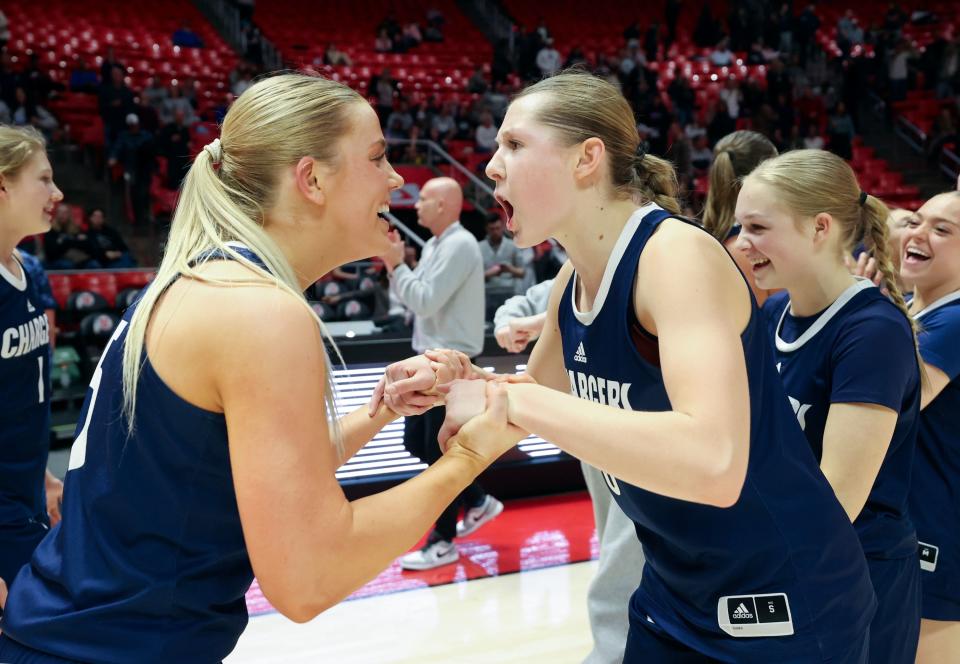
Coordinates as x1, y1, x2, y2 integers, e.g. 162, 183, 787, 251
912, 289, 960, 320
775, 278, 874, 353
0, 252, 27, 291
571, 202, 659, 326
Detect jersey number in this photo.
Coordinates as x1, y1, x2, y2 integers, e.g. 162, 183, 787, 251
68, 321, 128, 471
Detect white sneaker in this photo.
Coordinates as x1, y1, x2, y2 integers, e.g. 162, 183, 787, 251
456, 495, 504, 537
400, 539, 459, 570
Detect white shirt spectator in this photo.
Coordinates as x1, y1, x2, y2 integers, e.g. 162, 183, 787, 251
719, 87, 742, 118
390, 222, 484, 355
536, 46, 562, 77
890, 51, 910, 81
476, 123, 499, 152
710, 48, 734, 66
804, 135, 826, 149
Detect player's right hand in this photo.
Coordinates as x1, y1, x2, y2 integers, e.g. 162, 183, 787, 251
441, 381, 526, 467
0, 576, 7, 610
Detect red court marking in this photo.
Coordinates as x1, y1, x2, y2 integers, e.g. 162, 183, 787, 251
245, 491, 597, 617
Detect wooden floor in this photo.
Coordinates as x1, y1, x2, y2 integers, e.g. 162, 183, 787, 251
226, 561, 597, 664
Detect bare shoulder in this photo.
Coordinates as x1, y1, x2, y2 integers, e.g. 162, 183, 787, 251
146, 263, 320, 411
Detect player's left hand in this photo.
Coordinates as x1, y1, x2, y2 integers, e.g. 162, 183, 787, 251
45, 472, 64, 527
368, 351, 472, 417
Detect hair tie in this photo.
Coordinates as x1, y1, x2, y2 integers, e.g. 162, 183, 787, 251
635, 140, 648, 164
858, 191, 868, 207
203, 138, 223, 165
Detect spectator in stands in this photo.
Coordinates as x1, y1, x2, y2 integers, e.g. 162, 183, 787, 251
44, 206, 101, 270
86, 207, 136, 268
99, 47, 124, 85
803, 123, 825, 149
387, 100, 414, 134
11, 87, 58, 140
883, 2, 908, 39
69, 60, 100, 94
322, 43, 352, 67
795, 4, 820, 65
377, 14, 401, 42
837, 10, 864, 48
378, 177, 495, 571
18, 54, 61, 106
467, 66, 488, 95
431, 101, 457, 142
565, 45, 589, 70
644, 23, 661, 62
710, 38, 735, 67
479, 213, 524, 318
213, 92, 233, 124
242, 25, 263, 66
927, 108, 958, 163
99, 66, 135, 153
374, 28, 393, 54
475, 110, 498, 154
398, 22, 423, 52
707, 100, 736, 146
668, 76, 695, 127
0, 52, 18, 110
160, 84, 196, 127
536, 38, 562, 79
936, 38, 959, 99
666, 122, 693, 183
718, 77, 742, 120
888, 39, 913, 101
368, 68, 397, 123
690, 134, 714, 174
827, 101, 855, 160
230, 63, 255, 99
142, 77, 169, 117
0, 97, 9, 125
109, 114, 156, 225
0, 10, 9, 50
157, 108, 192, 190
172, 23, 204, 49
693, 4, 720, 48
423, 20, 444, 43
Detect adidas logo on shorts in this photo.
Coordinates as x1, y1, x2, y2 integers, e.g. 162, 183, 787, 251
573, 341, 587, 363
732, 603, 754, 620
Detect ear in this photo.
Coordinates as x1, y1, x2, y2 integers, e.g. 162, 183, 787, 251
573, 137, 605, 184
294, 156, 326, 207
811, 212, 832, 245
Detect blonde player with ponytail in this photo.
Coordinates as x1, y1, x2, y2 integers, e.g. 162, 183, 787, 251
736, 149, 924, 664
0, 74, 513, 663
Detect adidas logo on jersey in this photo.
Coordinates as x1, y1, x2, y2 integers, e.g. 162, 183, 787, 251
27, 300, 36, 313
732, 603, 754, 620
573, 342, 587, 363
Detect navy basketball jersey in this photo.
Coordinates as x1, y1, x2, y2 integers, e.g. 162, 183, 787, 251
763, 283, 920, 559
558, 204, 876, 661
909, 289, 960, 619
0, 254, 52, 525
1, 245, 268, 663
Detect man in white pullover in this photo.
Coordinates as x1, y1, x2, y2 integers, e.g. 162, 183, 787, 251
380, 177, 503, 570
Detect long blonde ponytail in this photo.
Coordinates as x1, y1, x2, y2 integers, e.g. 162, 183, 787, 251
122, 73, 364, 459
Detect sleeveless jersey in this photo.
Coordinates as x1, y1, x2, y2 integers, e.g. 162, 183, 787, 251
558, 204, 876, 661
909, 290, 960, 617
1, 246, 267, 663
763, 284, 920, 559
0, 254, 52, 524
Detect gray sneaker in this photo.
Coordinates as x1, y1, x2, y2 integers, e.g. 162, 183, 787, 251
400, 539, 459, 570
456, 495, 504, 537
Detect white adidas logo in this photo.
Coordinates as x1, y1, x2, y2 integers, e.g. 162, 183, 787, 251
573, 341, 587, 363
27, 300, 35, 313
732, 603, 754, 620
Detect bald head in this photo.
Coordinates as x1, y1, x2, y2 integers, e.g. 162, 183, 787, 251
416, 177, 464, 236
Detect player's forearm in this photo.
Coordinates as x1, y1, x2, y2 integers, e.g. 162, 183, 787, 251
338, 404, 399, 461
298, 451, 483, 618
505, 382, 745, 507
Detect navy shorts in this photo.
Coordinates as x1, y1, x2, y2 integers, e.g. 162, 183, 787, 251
866, 555, 921, 664
624, 611, 871, 663
0, 635, 84, 664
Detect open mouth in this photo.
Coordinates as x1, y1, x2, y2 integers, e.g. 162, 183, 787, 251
495, 194, 514, 229
377, 203, 390, 220
750, 257, 771, 272
903, 246, 930, 265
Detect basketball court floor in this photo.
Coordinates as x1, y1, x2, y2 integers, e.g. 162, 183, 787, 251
228, 493, 600, 663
